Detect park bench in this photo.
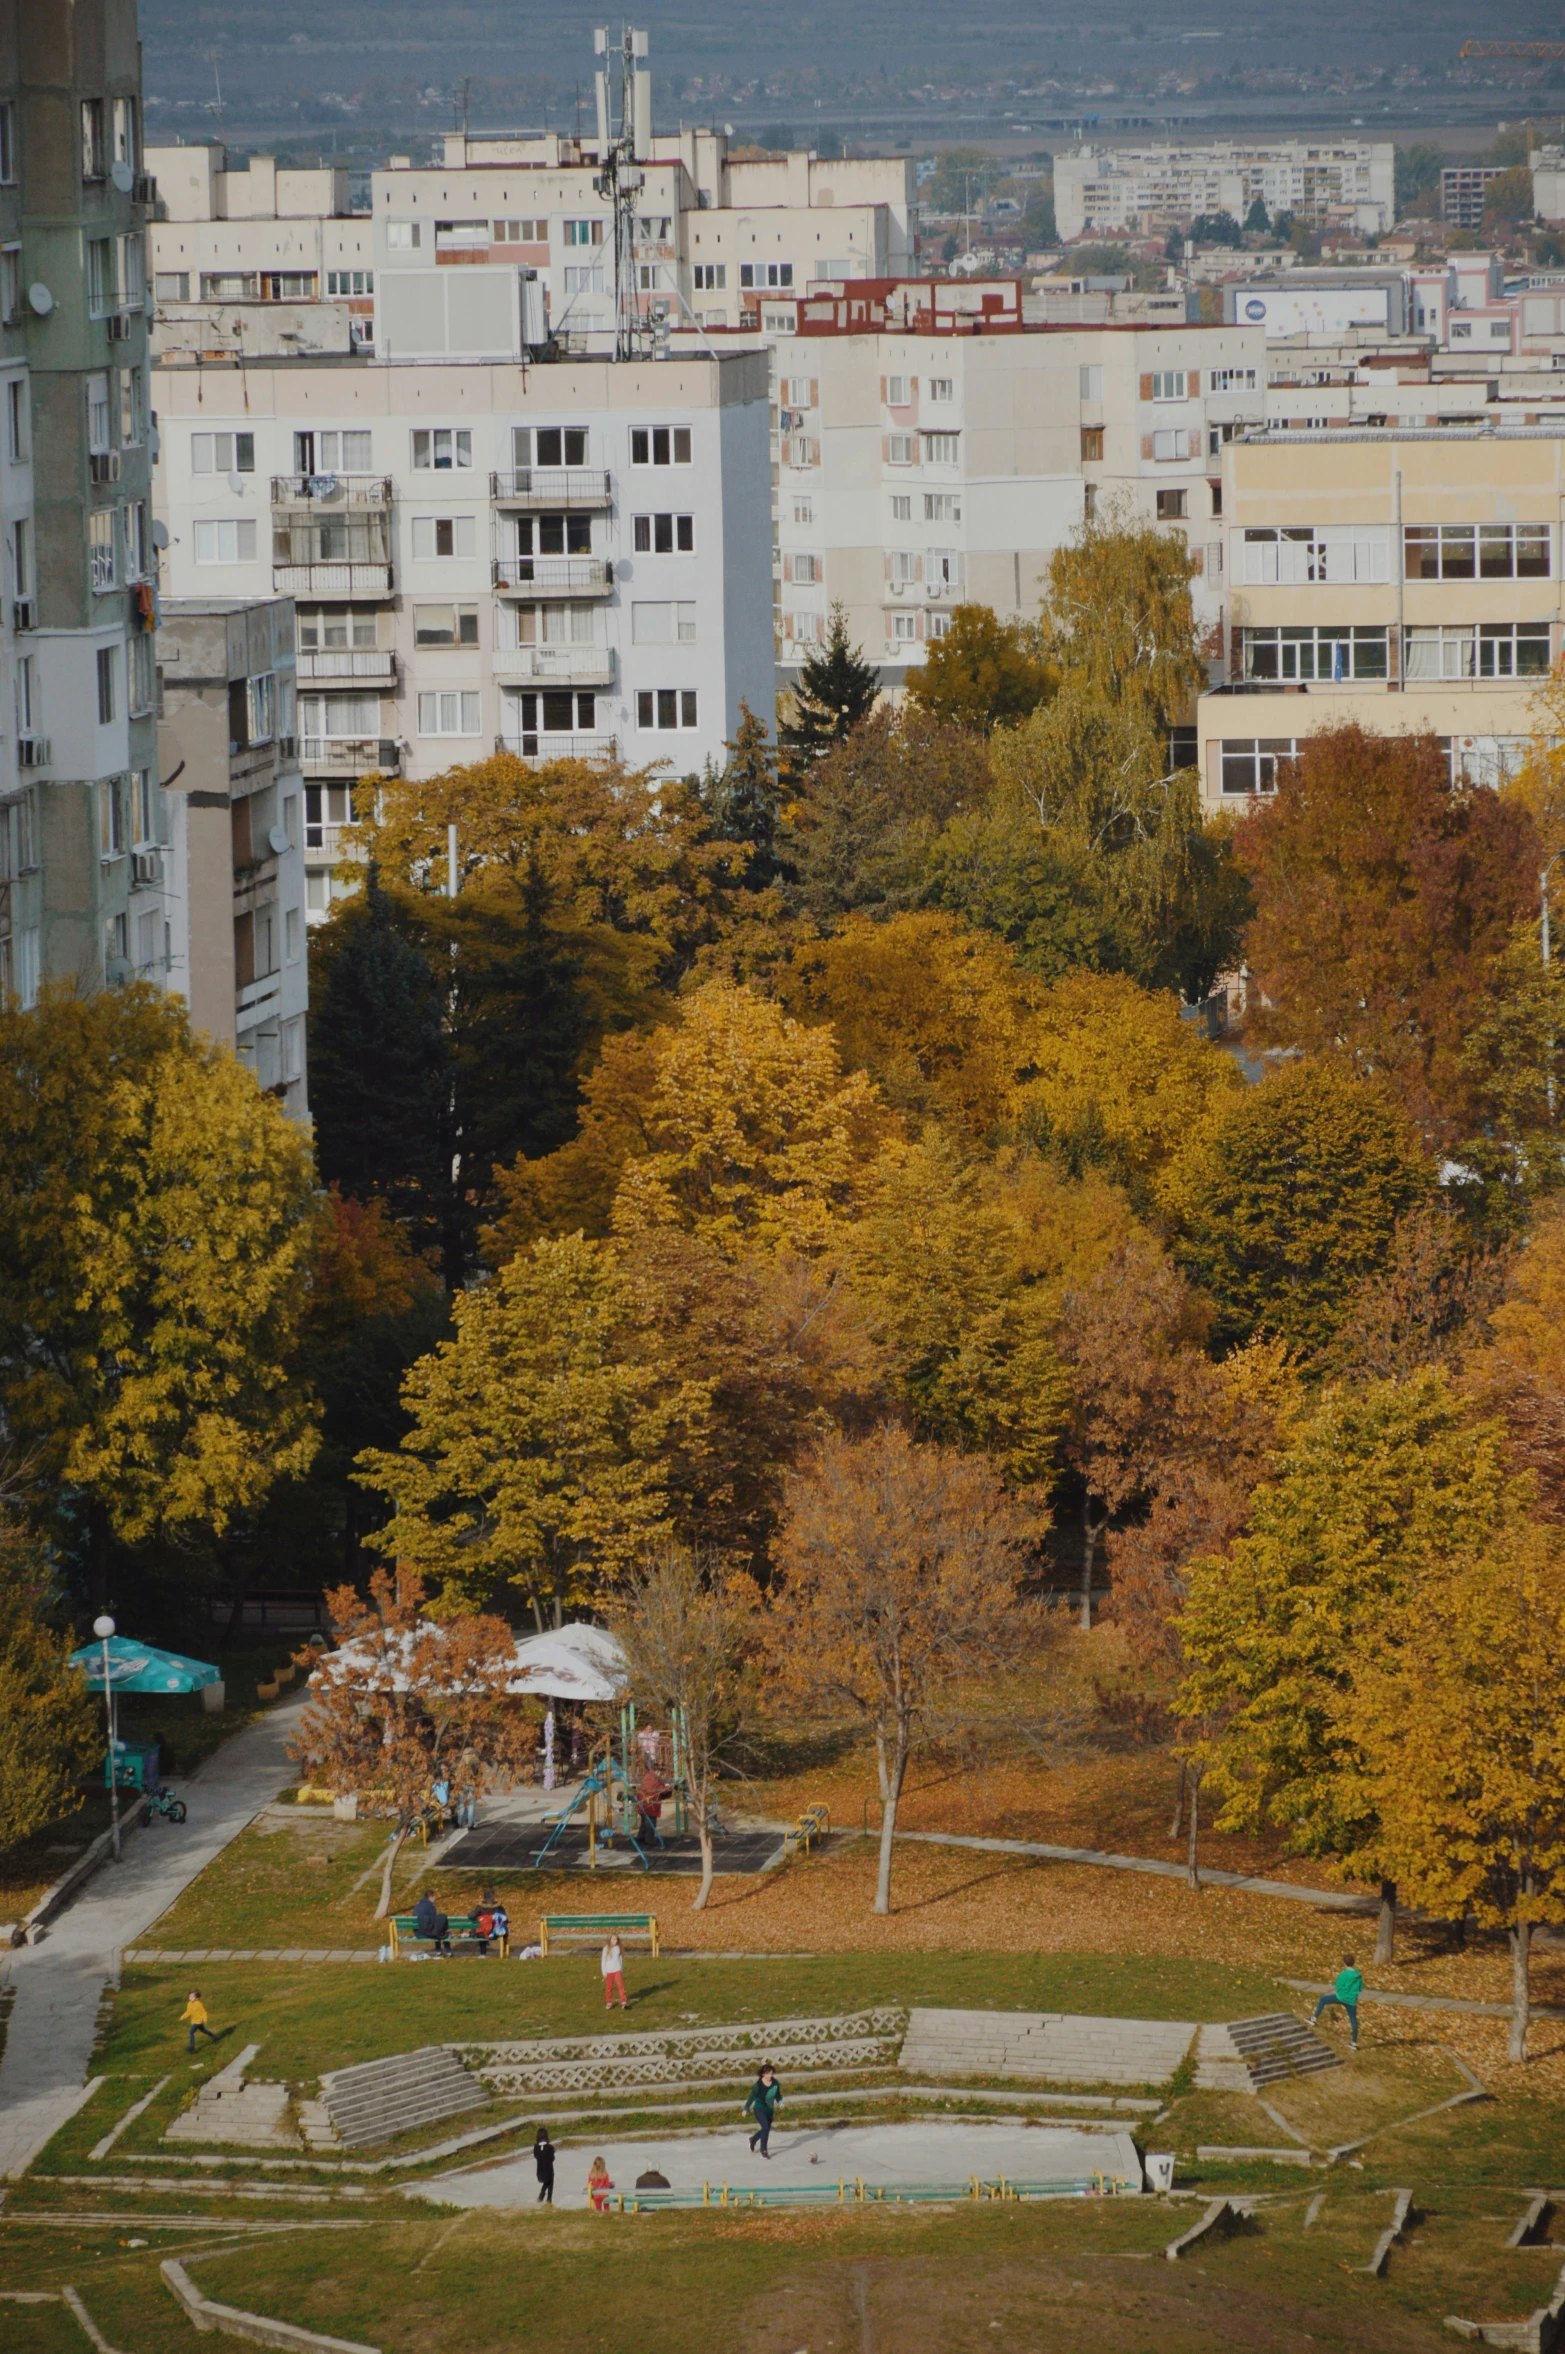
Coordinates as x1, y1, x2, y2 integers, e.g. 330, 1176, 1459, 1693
388, 1912, 510, 1959
782, 1803, 831, 1859
538, 1912, 660, 1958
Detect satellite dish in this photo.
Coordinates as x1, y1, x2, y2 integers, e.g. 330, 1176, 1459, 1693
111, 159, 135, 193
151, 520, 170, 550
268, 823, 291, 856
227, 470, 245, 494
27, 283, 53, 316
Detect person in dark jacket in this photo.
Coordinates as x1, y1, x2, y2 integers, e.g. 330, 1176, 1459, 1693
413, 1890, 451, 1956
743, 2062, 782, 2157
533, 2124, 556, 2205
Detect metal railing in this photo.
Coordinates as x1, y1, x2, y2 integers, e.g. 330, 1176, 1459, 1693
297, 648, 397, 681
299, 736, 400, 775
492, 557, 613, 596
493, 644, 615, 686
271, 474, 394, 508
273, 562, 394, 596
489, 468, 614, 507
495, 731, 618, 764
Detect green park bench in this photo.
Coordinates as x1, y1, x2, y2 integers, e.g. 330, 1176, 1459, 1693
388, 1911, 510, 1959
538, 1912, 660, 1958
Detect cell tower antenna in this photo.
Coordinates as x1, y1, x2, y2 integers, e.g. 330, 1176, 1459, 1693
593, 26, 653, 361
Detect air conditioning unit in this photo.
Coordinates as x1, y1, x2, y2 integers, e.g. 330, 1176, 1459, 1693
106, 310, 133, 342
131, 848, 159, 885
17, 737, 49, 769
134, 173, 158, 207
89, 450, 120, 484
276, 732, 297, 761
377, 739, 400, 771
12, 598, 34, 631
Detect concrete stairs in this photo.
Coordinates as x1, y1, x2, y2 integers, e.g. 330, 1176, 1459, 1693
320, 2045, 489, 2150
1197, 2013, 1342, 2092
163, 2043, 300, 2149
899, 2008, 1197, 2089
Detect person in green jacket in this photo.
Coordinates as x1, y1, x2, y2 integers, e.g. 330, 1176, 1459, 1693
744, 2063, 782, 2157
1312, 1955, 1364, 2048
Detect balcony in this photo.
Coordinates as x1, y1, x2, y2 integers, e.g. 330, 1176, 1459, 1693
489, 468, 614, 509
297, 648, 397, 683
496, 731, 618, 764
271, 475, 394, 511
274, 563, 394, 598
493, 557, 614, 598
493, 644, 615, 687
300, 736, 401, 776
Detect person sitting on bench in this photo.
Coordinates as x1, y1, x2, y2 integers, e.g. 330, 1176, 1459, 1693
413, 1889, 452, 1955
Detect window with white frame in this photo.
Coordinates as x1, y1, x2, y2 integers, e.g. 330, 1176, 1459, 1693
887, 433, 916, 465
125, 501, 147, 580
493, 219, 547, 243
513, 426, 587, 467
96, 645, 116, 725
927, 611, 952, 640
0, 100, 15, 185
885, 374, 911, 406
192, 430, 254, 474
116, 232, 145, 311
411, 427, 471, 471
416, 690, 481, 736
927, 376, 954, 402
154, 271, 189, 302
1151, 428, 1195, 462
928, 548, 963, 589
112, 96, 139, 169
793, 495, 815, 526
414, 602, 480, 647
563, 219, 604, 246
247, 671, 275, 742
1209, 366, 1257, 392
693, 263, 726, 289
89, 507, 116, 589
630, 425, 692, 465
516, 512, 591, 555
631, 600, 697, 643
781, 376, 816, 409
327, 270, 374, 296
1244, 625, 1389, 683
635, 687, 698, 729
1149, 370, 1188, 401
924, 492, 961, 522
888, 550, 918, 584
411, 515, 477, 558
1403, 622, 1552, 679
922, 432, 959, 463
285, 908, 301, 965
12, 514, 29, 599
564, 263, 605, 294
299, 429, 372, 473
890, 612, 918, 642
98, 774, 124, 859
787, 553, 821, 583
740, 261, 792, 288
1237, 525, 1390, 585
16, 651, 35, 735
135, 909, 159, 970
890, 493, 911, 521
86, 372, 110, 455
133, 765, 160, 845
1079, 364, 1103, 400
193, 518, 256, 564
1403, 523, 1550, 581
299, 606, 378, 651
632, 512, 694, 553
119, 365, 144, 446
385, 221, 421, 249
1, 248, 19, 324
300, 692, 380, 742
86, 238, 112, 316
1220, 737, 1297, 796
7, 376, 25, 460
513, 602, 597, 647
80, 97, 106, 180
200, 272, 257, 300
0, 788, 37, 877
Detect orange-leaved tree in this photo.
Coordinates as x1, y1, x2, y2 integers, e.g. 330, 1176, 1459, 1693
290, 1565, 531, 1917
770, 1426, 1040, 1914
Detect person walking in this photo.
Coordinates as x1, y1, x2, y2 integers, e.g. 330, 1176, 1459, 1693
456, 1746, 480, 1831
180, 1989, 220, 2054
601, 1931, 627, 2010
635, 1766, 668, 1849
744, 2062, 782, 2158
533, 2124, 556, 2205
1312, 1954, 1365, 2050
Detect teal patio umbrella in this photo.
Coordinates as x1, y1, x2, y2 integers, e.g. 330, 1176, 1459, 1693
68, 1633, 221, 1693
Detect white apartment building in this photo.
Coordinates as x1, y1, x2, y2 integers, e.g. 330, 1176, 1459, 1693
1056, 142, 1396, 244
712, 285, 1267, 682
147, 146, 375, 351
150, 348, 773, 919
1198, 426, 1565, 809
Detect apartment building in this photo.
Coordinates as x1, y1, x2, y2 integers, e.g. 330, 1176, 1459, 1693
1198, 426, 1565, 809
156, 597, 308, 1116
1056, 141, 1396, 244
0, 0, 157, 1008
147, 143, 372, 353
150, 348, 774, 919
725, 284, 1267, 682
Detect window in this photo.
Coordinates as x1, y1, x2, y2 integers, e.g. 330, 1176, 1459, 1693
434, 219, 490, 250
414, 602, 480, 646
7, 378, 25, 461
298, 607, 379, 651
96, 646, 116, 724
739, 261, 793, 288
12, 514, 30, 598
1238, 526, 1390, 586
0, 790, 37, 878
563, 219, 605, 246
1151, 428, 1194, 462
193, 518, 257, 564
87, 239, 113, 317
282, 792, 299, 850
112, 96, 139, 170
385, 221, 422, 250
788, 554, 821, 583
927, 612, 952, 640
295, 429, 372, 473
922, 432, 959, 464
99, 774, 124, 858
106, 911, 127, 965
1244, 626, 1389, 683
630, 426, 692, 466
300, 692, 379, 742
416, 690, 482, 736
326, 269, 374, 297
200, 272, 257, 300
86, 372, 111, 456
890, 611, 918, 643
411, 515, 477, 559
493, 219, 547, 243
1149, 370, 1188, 401
924, 493, 961, 522
247, 672, 275, 742
781, 378, 816, 410
1, 248, 19, 323
1208, 367, 1257, 392
1403, 523, 1551, 581
1403, 623, 1552, 679
89, 507, 116, 590
512, 602, 597, 649
1079, 364, 1103, 400
928, 377, 954, 402
887, 433, 915, 465
119, 365, 144, 447
793, 496, 815, 526
117, 232, 145, 311
564, 264, 604, 295
133, 766, 159, 844
411, 428, 472, 471
885, 374, 911, 406
1210, 479, 1223, 520
1220, 738, 1297, 797
516, 513, 591, 556
1081, 426, 1104, 462
0, 100, 15, 185
889, 549, 918, 585
636, 688, 699, 729
631, 600, 697, 643
135, 910, 158, 971
693, 263, 726, 290
1157, 488, 1187, 521
285, 907, 301, 965
80, 98, 106, 181
513, 426, 588, 467
16, 651, 35, 735
192, 430, 255, 474
130, 634, 155, 715
632, 513, 694, 554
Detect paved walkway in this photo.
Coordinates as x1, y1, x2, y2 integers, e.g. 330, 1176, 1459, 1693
895, 1828, 1380, 1911
0, 1692, 307, 2180
1282, 1977, 1565, 2023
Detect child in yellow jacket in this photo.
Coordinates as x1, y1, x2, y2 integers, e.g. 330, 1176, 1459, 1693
180, 1990, 219, 2053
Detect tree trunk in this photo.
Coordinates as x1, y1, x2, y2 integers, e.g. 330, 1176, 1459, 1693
1509, 1918, 1532, 2064
1186, 1769, 1202, 1892
873, 1724, 890, 1805
375, 1825, 408, 1920
1374, 1878, 1397, 1965
1169, 1760, 1186, 1842
874, 1728, 909, 1917
1079, 1508, 1105, 1633
692, 1783, 714, 1913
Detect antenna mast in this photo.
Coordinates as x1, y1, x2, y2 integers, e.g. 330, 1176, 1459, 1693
594, 25, 653, 361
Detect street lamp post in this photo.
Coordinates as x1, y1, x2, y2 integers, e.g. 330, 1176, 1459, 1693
93, 1612, 121, 1861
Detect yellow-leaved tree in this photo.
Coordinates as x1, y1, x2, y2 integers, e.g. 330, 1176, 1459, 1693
1343, 1523, 1565, 2061
0, 984, 321, 1601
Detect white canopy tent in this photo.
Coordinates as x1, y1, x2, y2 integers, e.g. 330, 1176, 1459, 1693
309, 1618, 627, 1702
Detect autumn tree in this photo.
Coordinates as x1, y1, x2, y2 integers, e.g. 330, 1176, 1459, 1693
1177, 1368, 1523, 1959
1345, 1523, 1565, 2059
1463, 1203, 1565, 1519
703, 702, 784, 892
1236, 727, 1538, 1138
291, 1565, 532, 1916
786, 704, 987, 919
606, 1548, 756, 1910
485, 1027, 664, 1251
771, 1426, 1040, 1912
0, 1512, 98, 1852
1172, 1060, 1434, 1355
0, 984, 320, 1606
780, 603, 881, 765
903, 603, 1054, 735
1328, 1201, 1505, 1383
1040, 505, 1206, 731
358, 1233, 710, 1624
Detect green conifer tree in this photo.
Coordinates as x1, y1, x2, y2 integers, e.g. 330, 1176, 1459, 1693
782, 603, 881, 767
703, 701, 783, 889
